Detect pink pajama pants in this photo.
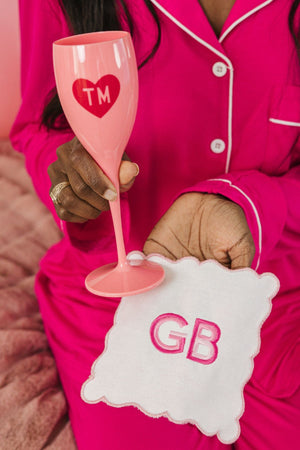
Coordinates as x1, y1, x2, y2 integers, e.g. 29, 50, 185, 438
36, 268, 300, 450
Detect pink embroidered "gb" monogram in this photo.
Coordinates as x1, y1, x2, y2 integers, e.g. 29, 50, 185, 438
150, 314, 221, 365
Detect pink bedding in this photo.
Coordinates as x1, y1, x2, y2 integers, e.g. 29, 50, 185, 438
0, 140, 76, 449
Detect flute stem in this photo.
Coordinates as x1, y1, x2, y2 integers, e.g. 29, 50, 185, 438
109, 193, 128, 269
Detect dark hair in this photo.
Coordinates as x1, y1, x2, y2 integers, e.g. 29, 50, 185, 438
43, 0, 300, 130
289, 0, 300, 54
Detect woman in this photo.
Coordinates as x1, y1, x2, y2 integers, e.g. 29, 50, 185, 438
10, 0, 300, 448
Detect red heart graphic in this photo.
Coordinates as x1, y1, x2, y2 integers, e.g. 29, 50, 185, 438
72, 75, 120, 118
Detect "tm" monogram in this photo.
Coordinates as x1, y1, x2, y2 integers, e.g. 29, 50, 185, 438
82, 86, 111, 106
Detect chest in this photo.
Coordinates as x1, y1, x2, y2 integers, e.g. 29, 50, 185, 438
128, 0, 300, 178
197, 0, 236, 36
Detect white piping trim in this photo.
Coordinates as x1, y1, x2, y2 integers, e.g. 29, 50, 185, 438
149, 0, 232, 65
149, 0, 234, 173
225, 68, 234, 173
219, 0, 274, 43
269, 118, 300, 127
208, 178, 262, 270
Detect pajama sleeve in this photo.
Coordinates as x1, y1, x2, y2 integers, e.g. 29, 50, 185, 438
179, 138, 300, 271
10, 0, 129, 251
10, 0, 74, 228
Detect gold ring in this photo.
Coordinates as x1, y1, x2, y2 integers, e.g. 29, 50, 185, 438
50, 181, 70, 205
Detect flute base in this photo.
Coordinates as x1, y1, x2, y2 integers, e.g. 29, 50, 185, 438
85, 259, 165, 297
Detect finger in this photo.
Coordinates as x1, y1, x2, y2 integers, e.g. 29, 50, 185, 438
57, 186, 102, 220
55, 206, 88, 223
143, 238, 177, 260
230, 253, 253, 270
67, 169, 109, 211
119, 161, 139, 191
229, 236, 255, 270
75, 159, 117, 201
48, 162, 72, 212
48, 161, 101, 219
61, 143, 118, 201
48, 160, 68, 187
120, 179, 136, 193
50, 152, 110, 211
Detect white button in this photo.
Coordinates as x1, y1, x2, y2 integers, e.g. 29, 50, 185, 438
212, 62, 227, 77
210, 139, 226, 154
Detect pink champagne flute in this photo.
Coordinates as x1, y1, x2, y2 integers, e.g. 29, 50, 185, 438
53, 31, 164, 297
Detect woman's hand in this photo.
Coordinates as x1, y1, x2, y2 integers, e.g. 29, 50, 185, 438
48, 137, 139, 223
143, 193, 255, 269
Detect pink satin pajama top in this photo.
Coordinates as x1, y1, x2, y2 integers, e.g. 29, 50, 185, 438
10, 0, 300, 400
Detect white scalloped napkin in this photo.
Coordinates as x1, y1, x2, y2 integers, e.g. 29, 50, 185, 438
81, 252, 279, 444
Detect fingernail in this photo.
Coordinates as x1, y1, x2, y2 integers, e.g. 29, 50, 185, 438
103, 189, 117, 201
133, 163, 140, 176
